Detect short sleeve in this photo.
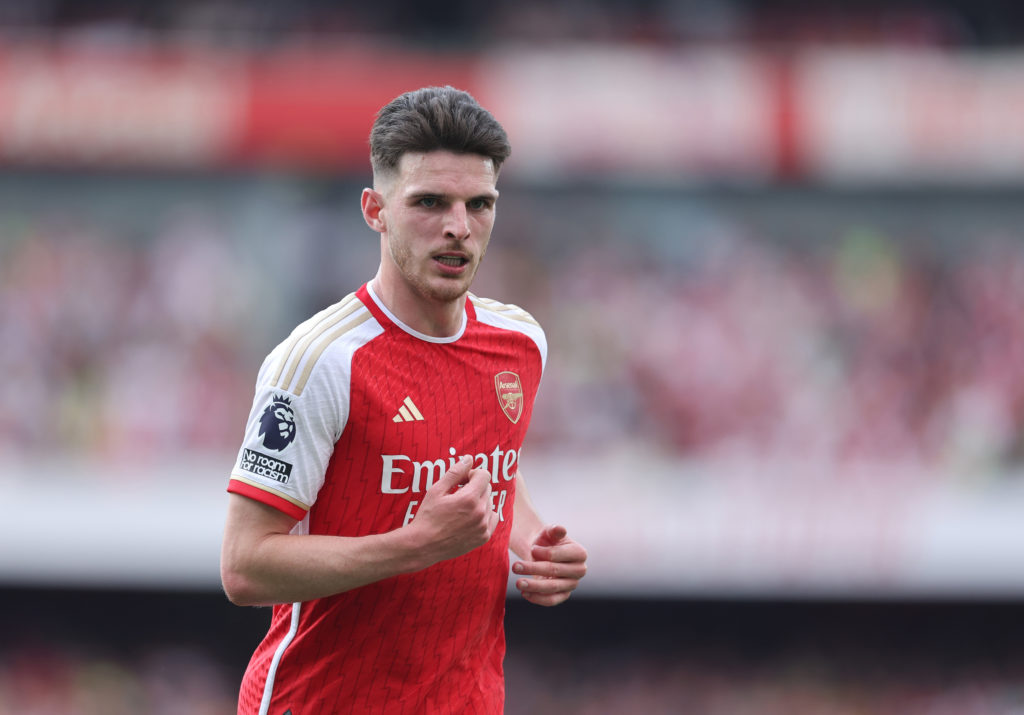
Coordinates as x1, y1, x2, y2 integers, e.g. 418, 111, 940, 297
227, 346, 348, 520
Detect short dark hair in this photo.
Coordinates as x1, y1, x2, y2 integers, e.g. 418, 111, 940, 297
369, 86, 511, 179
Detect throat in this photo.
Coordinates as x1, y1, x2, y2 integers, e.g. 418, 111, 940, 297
370, 278, 467, 339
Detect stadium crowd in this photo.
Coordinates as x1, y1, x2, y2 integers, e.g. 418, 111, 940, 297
2, 179, 1022, 481
536, 222, 1024, 477
0, 0, 1018, 49
1, 2, 1022, 713
2, 634, 1023, 714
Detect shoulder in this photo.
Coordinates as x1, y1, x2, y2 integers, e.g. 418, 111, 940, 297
469, 294, 547, 365
470, 294, 542, 329
261, 292, 384, 396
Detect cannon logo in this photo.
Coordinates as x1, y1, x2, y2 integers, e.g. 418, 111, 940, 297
494, 371, 523, 424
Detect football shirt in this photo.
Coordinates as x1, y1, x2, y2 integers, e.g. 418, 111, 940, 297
229, 283, 546, 715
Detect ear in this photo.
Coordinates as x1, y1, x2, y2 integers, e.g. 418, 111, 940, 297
361, 188, 386, 233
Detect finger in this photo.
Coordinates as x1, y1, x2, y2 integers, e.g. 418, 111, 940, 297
531, 540, 588, 565
513, 559, 587, 580
530, 525, 568, 549
516, 576, 580, 599
516, 577, 579, 594
464, 467, 494, 500
430, 455, 473, 493
539, 524, 568, 545
521, 590, 573, 607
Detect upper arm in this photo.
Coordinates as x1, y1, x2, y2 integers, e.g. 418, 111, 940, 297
224, 492, 299, 541
220, 493, 299, 589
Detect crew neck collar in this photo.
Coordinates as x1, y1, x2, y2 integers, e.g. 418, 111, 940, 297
365, 282, 467, 343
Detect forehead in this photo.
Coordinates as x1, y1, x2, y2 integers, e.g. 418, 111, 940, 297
393, 150, 498, 196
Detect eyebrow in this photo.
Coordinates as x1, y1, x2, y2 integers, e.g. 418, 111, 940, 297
407, 190, 499, 203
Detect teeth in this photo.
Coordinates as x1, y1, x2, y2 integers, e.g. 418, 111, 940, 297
436, 256, 465, 266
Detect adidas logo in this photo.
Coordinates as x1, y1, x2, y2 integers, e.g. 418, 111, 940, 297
392, 396, 424, 423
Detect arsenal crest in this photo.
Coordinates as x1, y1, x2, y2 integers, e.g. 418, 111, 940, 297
494, 371, 524, 424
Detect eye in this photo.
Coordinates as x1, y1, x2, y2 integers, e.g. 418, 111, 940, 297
468, 198, 491, 211
418, 197, 439, 208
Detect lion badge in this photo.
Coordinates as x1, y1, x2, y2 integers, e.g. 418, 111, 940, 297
258, 394, 297, 451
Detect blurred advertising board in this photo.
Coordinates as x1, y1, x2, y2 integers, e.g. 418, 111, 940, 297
796, 50, 1024, 184
3, 453, 1024, 598
0, 43, 1021, 181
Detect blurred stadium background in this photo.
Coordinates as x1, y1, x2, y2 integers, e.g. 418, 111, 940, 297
3, 0, 1024, 712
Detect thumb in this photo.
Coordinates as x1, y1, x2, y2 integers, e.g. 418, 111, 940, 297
535, 525, 568, 547
431, 455, 473, 493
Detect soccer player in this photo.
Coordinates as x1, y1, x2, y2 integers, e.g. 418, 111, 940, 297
220, 86, 588, 715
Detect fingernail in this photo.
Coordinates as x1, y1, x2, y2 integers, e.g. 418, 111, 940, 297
460, 455, 472, 465
512, 563, 523, 573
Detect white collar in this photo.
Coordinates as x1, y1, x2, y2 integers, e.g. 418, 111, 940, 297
366, 282, 467, 343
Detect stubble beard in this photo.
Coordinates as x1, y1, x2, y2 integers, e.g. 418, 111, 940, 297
388, 235, 481, 305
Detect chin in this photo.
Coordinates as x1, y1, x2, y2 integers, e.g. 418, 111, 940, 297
424, 269, 476, 302
425, 283, 470, 303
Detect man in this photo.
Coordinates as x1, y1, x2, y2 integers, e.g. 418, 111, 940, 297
221, 86, 588, 715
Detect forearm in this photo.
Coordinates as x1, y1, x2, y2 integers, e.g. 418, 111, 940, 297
509, 471, 545, 559
222, 526, 430, 607
222, 459, 497, 606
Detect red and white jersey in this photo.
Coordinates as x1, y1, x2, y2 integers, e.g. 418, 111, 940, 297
228, 283, 546, 715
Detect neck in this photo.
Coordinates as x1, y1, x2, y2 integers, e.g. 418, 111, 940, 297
369, 274, 466, 338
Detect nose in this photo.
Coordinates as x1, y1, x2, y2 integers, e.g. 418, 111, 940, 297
443, 203, 470, 241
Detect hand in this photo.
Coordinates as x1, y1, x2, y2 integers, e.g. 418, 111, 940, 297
513, 525, 587, 606
409, 456, 499, 565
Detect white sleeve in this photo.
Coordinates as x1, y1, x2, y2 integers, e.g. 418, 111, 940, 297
229, 343, 349, 516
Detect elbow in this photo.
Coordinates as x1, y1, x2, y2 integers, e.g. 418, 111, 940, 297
220, 557, 263, 607
221, 576, 249, 607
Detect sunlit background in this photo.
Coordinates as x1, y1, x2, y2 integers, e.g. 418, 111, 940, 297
3, 1, 1024, 712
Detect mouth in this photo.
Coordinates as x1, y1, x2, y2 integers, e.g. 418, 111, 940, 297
433, 254, 470, 271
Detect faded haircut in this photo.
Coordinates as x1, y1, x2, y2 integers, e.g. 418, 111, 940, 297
369, 86, 511, 181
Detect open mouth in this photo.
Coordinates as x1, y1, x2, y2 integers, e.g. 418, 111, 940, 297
434, 255, 469, 267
